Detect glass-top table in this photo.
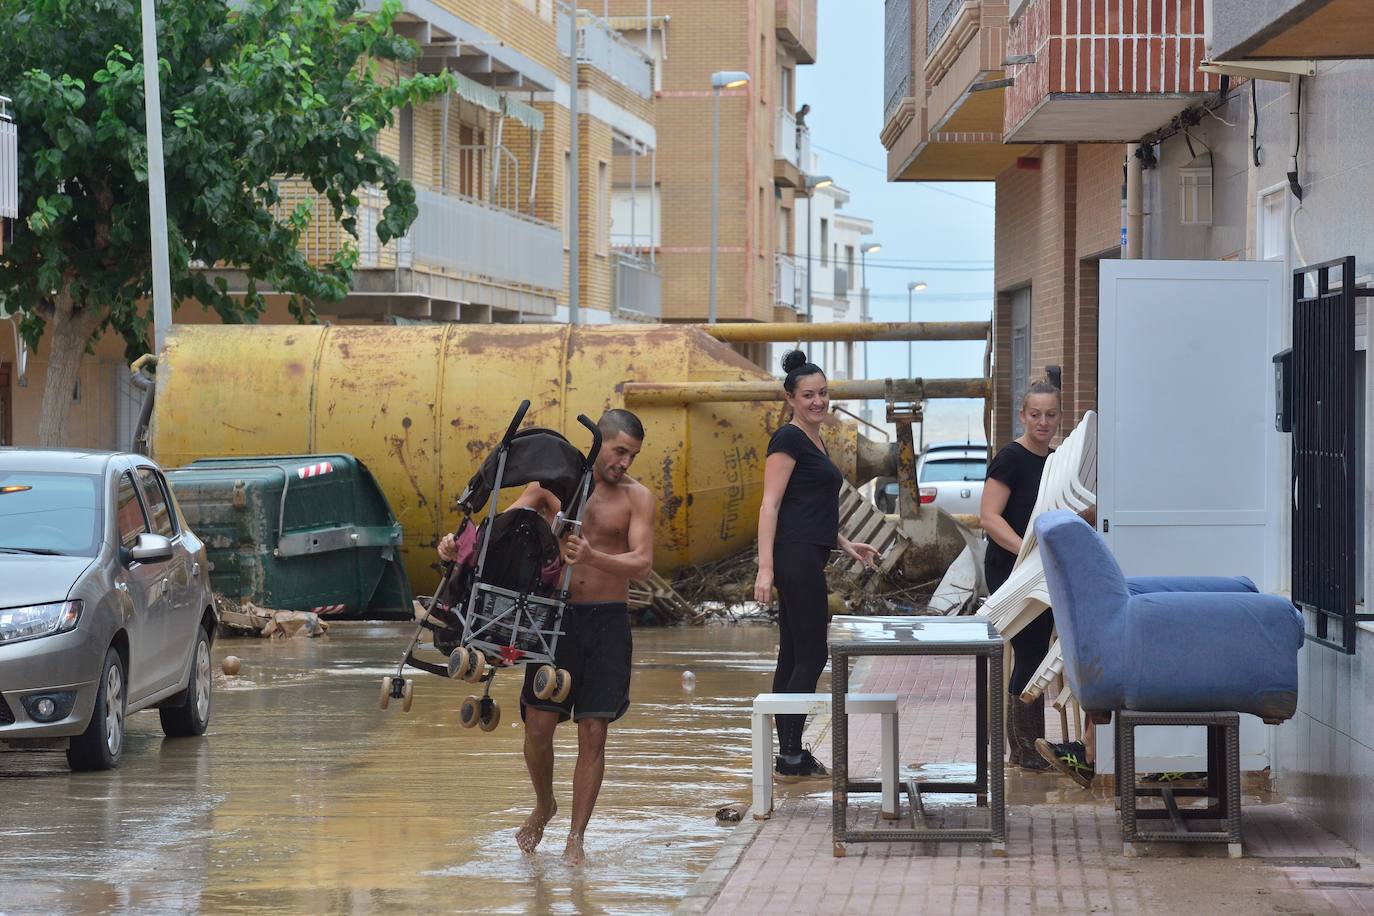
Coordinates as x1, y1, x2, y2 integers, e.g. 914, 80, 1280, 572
828, 615, 1006, 854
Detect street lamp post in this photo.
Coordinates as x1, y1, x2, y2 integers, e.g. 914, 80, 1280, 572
140, 0, 172, 353
709, 70, 750, 324
860, 241, 881, 380
905, 280, 927, 378
802, 174, 832, 323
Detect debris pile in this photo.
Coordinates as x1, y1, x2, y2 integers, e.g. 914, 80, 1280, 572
661, 549, 943, 622
214, 595, 331, 638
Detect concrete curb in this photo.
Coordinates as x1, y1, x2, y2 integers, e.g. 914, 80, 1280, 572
674, 656, 875, 914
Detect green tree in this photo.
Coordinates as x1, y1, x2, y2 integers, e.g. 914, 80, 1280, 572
0, 0, 452, 445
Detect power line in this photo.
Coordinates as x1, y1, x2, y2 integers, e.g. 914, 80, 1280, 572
810, 142, 996, 210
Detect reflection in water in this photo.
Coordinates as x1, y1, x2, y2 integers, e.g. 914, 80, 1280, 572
0, 623, 782, 915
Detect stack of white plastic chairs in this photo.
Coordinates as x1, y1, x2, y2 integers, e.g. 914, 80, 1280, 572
976, 411, 1097, 728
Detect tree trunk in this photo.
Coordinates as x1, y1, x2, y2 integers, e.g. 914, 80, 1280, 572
36, 295, 105, 447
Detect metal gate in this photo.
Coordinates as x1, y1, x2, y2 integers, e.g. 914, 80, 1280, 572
1292, 257, 1360, 653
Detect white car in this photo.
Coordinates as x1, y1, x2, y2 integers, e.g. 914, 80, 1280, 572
916, 442, 988, 518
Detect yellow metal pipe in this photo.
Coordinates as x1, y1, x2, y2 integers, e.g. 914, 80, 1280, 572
621, 377, 990, 406
696, 320, 990, 343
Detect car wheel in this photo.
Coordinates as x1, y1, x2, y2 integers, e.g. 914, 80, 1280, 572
67, 648, 127, 772
160, 626, 213, 738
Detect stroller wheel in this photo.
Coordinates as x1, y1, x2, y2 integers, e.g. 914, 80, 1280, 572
479, 700, 502, 732
401, 680, 415, 712
459, 695, 481, 728
532, 665, 558, 701
552, 669, 573, 704
379, 676, 395, 710
465, 653, 488, 683
447, 647, 470, 680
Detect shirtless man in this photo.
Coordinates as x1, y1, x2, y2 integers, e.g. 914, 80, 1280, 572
446, 409, 653, 864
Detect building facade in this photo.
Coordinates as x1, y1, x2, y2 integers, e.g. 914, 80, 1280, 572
0, 1, 661, 447
606, 0, 818, 324
884, 0, 1374, 859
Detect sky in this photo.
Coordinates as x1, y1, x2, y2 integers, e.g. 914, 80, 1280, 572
797, 0, 996, 445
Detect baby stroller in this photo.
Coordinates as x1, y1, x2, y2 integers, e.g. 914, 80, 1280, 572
381, 401, 601, 730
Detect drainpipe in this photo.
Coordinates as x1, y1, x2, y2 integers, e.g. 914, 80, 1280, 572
1125, 143, 1144, 260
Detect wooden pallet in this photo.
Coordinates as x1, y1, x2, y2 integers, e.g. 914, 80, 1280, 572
833, 481, 911, 590
628, 569, 703, 623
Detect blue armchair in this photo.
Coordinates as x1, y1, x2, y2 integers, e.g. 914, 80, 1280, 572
1034, 511, 1303, 723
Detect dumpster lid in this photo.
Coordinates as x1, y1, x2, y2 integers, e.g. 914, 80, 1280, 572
459, 428, 589, 514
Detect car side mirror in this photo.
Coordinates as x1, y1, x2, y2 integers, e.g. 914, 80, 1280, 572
128, 533, 174, 564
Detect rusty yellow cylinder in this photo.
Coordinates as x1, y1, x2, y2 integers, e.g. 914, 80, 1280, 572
152, 324, 893, 592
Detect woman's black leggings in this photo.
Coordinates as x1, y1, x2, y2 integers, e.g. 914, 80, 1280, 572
1009, 607, 1055, 698
771, 542, 832, 755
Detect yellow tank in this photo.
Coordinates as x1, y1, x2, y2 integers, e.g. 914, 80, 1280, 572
153, 324, 892, 592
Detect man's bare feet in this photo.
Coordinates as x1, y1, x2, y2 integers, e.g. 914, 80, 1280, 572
516, 801, 557, 854
562, 833, 586, 865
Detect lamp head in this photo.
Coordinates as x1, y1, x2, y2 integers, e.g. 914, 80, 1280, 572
907, 281, 927, 292
804, 174, 833, 191
711, 70, 751, 90
861, 242, 882, 254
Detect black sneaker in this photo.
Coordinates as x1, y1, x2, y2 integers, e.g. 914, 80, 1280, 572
777, 750, 829, 779
1035, 738, 1095, 788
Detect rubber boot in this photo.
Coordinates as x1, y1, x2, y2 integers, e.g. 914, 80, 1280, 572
1005, 696, 1024, 766
1013, 695, 1051, 771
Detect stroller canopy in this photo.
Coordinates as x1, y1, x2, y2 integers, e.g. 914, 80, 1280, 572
457, 427, 590, 514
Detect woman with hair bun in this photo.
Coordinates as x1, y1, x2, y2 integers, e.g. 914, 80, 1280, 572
754, 350, 880, 778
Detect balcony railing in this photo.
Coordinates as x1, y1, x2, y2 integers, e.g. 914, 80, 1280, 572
273, 182, 562, 293
612, 252, 661, 320
928, 0, 962, 53
775, 108, 811, 171
775, 254, 800, 311
833, 267, 850, 300
884, 0, 912, 125
559, 4, 653, 99
411, 186, 563, 291
775, 108, 799, 168
0, 99, 16, 220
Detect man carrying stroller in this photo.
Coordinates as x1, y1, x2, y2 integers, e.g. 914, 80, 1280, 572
438, 409, 653, 865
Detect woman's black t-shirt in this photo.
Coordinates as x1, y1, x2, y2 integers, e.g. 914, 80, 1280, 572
983, 440, 1051, 593
768, 423, 843, 548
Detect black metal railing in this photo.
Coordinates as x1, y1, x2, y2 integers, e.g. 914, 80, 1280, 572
1292, 257, 1361, 653
928, 0, 961, 54
884, 0, 912, 124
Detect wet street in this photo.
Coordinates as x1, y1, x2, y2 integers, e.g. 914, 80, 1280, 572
0, 622, 787, 915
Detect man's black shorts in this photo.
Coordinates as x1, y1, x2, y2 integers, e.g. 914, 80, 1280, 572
520, 602, 632, 723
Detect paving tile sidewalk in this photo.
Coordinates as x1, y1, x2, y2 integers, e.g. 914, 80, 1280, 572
681, 654, 1374, 915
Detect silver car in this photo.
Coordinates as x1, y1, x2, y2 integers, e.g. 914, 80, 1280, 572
916, 442, 988, 518
0, 449, 216, 770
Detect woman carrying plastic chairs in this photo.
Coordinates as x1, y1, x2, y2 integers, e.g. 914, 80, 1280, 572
754, 350, 880, 779
980, 380, 1062, 772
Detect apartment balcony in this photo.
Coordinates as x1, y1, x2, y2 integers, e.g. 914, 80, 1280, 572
235, 181, 561, 321
776, 0, 818, 65
882, 0, 1031, 182
773, 108, 810, 188
1210, 0, 1374, 61
558, 4, 654, 99
1003, 0, 1221, 143
611, 251, 662, 321
775, 254, 801, 313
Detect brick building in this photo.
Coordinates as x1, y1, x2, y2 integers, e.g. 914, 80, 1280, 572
884, 0, 1219, 445
606, 0, 819, 324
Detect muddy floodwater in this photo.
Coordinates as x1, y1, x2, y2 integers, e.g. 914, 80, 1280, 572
0, 622, 795, 915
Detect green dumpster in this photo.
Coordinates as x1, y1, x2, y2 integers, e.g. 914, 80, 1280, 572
165, 454, 412, 619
